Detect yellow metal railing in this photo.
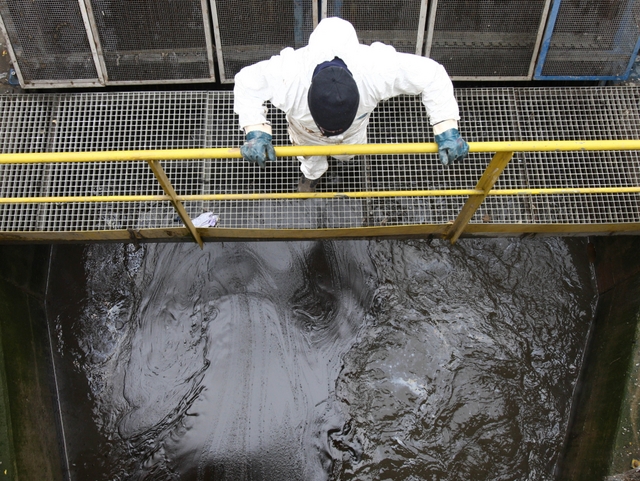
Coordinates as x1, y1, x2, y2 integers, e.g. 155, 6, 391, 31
1, 140, 640, 245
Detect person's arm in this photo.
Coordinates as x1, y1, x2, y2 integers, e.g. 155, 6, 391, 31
401, 54, 469, 166
234, 60, 276, 131
233, 54, 291, 167
369, 45, 469, 165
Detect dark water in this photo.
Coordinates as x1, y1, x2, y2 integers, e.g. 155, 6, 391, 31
46, 238, 596, 481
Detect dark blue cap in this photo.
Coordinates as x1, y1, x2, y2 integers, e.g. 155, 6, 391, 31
308, 57, 360, 137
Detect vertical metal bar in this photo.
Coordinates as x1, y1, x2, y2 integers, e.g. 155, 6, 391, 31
200, 0, 217, 81
209, 0, 229, 83
528, 0, 554, 79
415, 0, 429, 56
423, 0, 438, 57
146, 160, 204, 248
78, 0, 106, 84
534, 0, 561, 79
446, 151, 514, 244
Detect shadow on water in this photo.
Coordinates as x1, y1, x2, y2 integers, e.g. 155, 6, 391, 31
45, 238, 596, 481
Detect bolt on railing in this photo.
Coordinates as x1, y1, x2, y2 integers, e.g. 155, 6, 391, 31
1, 139, 640, 246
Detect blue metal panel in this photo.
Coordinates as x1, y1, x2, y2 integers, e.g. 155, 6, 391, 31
533, 0, 561, 79
535, 0, 640, 81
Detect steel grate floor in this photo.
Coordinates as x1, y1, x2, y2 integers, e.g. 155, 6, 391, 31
0, 87, 639, 234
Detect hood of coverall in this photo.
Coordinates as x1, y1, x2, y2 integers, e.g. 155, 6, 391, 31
306, 18, 361, 135
307, 17, 360, 58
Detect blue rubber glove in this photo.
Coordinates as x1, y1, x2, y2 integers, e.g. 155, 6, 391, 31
240, 130, 276, 168
434, 128, 469, 166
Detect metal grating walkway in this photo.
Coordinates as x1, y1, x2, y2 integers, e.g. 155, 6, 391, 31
0, 87, 640, 242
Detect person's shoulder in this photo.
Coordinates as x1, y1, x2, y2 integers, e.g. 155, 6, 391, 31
279, 46, 296, 58
347, 42, 399, 71
369, 41, 398, 54
364, 44, 432, 69
358, 42, 402, 66
256, 46, 299, 65
249, 46, 305, 72
272, 45, 310, 69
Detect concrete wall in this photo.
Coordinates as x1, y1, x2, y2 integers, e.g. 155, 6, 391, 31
0, 245, 64, 481
559, 236, 640, 480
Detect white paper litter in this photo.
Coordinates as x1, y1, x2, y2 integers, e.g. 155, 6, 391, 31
192, 212, 219, 227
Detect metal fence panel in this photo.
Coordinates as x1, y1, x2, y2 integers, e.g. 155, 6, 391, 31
88, 0, 215, 83
211, 0, 317, 83
0, 0, 101, 87
322, 0, 428, 55
425, 0, 551, 80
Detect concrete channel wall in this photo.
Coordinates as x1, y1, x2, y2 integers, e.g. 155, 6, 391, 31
0, 245, 64, 480
560, 236, 640, 481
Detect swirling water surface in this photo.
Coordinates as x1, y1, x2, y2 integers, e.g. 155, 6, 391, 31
46, 238, 595, 480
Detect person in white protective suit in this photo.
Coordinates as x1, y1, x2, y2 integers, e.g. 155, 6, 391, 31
234, 17, 469, 192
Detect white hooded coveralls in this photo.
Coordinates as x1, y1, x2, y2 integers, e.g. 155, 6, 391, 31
234, 17, 461, 180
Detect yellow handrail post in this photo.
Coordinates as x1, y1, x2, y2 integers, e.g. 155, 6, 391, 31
146, 160, 204, 248
446, 151, 514, 244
